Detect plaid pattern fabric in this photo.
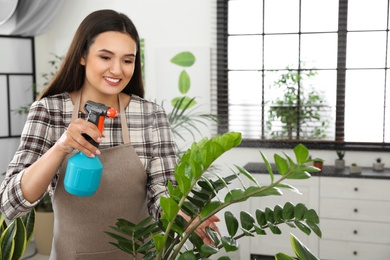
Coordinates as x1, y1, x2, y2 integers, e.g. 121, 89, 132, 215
0, 92, 177, 220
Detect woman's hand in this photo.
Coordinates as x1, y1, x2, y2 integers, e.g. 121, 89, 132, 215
55, 118, 102, 157
178, 211, 221, 245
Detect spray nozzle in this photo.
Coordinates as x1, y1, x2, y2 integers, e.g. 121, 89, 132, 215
82, 100, 118, 147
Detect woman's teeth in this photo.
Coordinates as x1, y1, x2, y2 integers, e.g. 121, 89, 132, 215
105, 77, 120, 83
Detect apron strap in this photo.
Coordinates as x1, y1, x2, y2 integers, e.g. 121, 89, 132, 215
71, 91, 130, 144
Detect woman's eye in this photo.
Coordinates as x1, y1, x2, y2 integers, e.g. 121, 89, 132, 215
124, 59, 133, 64
100, 56, 110, 60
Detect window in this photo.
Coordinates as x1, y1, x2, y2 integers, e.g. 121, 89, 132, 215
216, 0, 390, 151
0, 35, 35, 138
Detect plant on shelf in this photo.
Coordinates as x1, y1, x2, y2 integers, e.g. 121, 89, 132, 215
0, 209, 35, 259
266, 65, 331, 140
373, 158, 385, 172
105, 131, 322, 260
335, 150, 345, 170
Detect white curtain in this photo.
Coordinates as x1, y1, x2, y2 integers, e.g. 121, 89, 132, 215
11, 0, 65, 36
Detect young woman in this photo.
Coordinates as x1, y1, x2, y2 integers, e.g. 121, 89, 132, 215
0, 9, 219, 259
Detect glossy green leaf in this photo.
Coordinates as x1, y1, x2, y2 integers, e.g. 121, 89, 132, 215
306, 220, 322, 238
295, 221, 311, 235
170, 51, 196, 67
200, 201, 222, 218
160, 197, 179, 221
224, 189, 245, 203
294, 144, 309, 164
290, 233, 320, 260
276, 183, 302, 195
188, 232, 203, 252
268, 222, 282, 234
200, 244, 219, 256
276, 252, 296, 260
274, 154, 289, 175
240, 211, 255, 231
21, 209, 35, 245
12, 218, 27, 260
255, 209, 267, 226
151, 233, 165, 253
294, 203, 308, 220
206, 226, 221, 246
304, 209, 320, 224
264, 207, 275, 223
260, 151, 274, 182
254, 224, 266, 235
178, 250, 197, 260
221, 236, 239, 252
217, 257, 232, 260
240, 227, 254, 237
1, 219, 16, 260
234, 165, 259, 186
224, 211, 239, 237
282, 202, 295, 220
244, 186, 282, 197
273, 205, 284, 222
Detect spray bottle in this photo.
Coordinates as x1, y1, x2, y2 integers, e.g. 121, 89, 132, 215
64, 101, 117, 197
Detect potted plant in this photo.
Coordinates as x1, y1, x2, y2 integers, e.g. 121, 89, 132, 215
335, 150, 345, 170
350, 163, 361, 174
313, 158, 324, 172
373, 158, 385, 172
0, 209, 35, 259
105, 132, 322, 259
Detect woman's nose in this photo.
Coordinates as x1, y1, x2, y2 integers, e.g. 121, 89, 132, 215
109, 61, 121, 75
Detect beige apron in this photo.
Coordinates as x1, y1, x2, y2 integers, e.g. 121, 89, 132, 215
51, 92, 149, 259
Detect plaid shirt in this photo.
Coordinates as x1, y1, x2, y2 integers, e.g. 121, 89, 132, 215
0, 92, 177, 220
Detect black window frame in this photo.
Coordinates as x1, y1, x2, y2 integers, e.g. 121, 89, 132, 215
216, 0, 390, 152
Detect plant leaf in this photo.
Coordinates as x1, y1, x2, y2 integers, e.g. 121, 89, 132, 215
234, 165, 259, 186
178, 250, 197, 260
274, 154, 289, 175
275, 252, 296, 260
282, 202, 295, 220
294, 144, 309, 164
240, 211, 255, 231
221, 236, 239, 252
160, 197, 180, 221
260, 151, 274, 182
225, 211, 239, 237
178, 70, 191, 94
170, 51, 196, 67
290, 233, 319, 260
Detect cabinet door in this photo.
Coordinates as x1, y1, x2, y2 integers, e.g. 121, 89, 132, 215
321, 219, 390, 244
320, 177, 390, 201
246, 176, 320, 256
320, 198, 390, 222
320, 240, 390, 260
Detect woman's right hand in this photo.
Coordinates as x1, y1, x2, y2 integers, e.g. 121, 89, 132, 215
55, 118, 102, 157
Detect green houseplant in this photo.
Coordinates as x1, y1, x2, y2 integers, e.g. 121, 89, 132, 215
0, 209, 35, 259
266, 66, 330, 140
335, 150, 345, 170
105, 131, 322, 259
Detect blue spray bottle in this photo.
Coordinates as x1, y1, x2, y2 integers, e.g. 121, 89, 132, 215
64, 101, 117, 196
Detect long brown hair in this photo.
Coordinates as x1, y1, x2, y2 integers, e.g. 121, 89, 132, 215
39, 9, 144, 99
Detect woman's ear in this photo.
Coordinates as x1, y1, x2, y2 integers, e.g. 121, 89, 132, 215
80, 55, 86, 66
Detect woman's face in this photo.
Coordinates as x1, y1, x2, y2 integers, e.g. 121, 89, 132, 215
80, 31, 137, 96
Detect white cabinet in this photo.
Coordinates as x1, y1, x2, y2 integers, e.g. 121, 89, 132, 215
242, 175, 320, 259
319, 177, 390, 260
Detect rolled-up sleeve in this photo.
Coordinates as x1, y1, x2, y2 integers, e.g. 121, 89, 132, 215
146, 105, 177, 220
0, 101, 53, 219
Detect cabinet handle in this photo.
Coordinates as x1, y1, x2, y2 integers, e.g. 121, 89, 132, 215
353, 230, 358, 235
354, 208, 358, 213
353, 251, 358, 255
354, 187, 358, 192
